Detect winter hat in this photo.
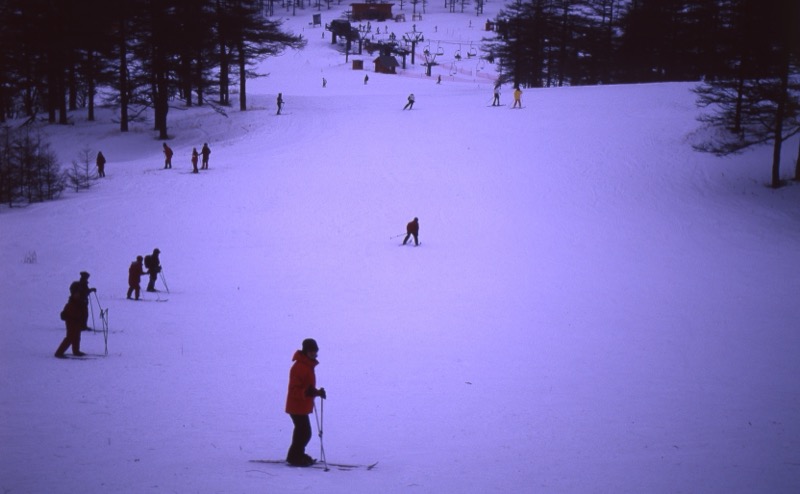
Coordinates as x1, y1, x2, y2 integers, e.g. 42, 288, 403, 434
137, 256, 143, 261
80, 271, 90, 279
302, 338, 319, 353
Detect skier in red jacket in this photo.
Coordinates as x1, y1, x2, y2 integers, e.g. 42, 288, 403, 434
285, 338, 326, 466
163, 143, 173, 169
127, 256, 145, 300
403, 217, 419, 246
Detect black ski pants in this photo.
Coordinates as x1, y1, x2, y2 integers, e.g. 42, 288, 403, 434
403, 232, 418, 246
287, 414, 312, 462
147, 272, 158, 291
54, 325, 82, 356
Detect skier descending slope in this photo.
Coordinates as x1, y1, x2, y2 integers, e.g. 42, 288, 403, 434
403, 217, 420, 246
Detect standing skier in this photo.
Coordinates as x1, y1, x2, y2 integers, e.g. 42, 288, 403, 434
74, 271, 96, 330
403, 217, 420, 246
145, 248, 161, 292
285, 338, 326, 467
492, 84, 501, 106
96, 151, 106, 177
163, 143, 173, 169
403, 93, 415, 110
200, 143, 211, 170
54, 283, 87, 358
512, 86, 522, 108
276, 93, 284, 115
191, 148, 199, 174
127, 256, 145, 300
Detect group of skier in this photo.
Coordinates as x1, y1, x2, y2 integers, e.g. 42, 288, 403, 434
127, 248, 162, 300
92, 143, 212, 177
55, 249, 162, 357
163, 142, 211, 173
492, 83, 523, 108
53, 214, 420, 466
311, 75, 522, 112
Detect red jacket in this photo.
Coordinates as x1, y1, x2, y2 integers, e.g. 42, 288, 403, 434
406, 219, 419, 235
285, 350, 318, 415
129, 261, 144, 286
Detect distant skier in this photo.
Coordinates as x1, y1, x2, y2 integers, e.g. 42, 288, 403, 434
364, 74, 369, 85
403, 217, 419, 246
96, 151, 106, 177
191, 148, 199, 173
322, 77, 327, 88
200, 143, 211, 169
163, 143, 173, 169
127, 256, 145, 300
403, 93, 415, 110
492, 84, 501, 106
277, 93, 284, 115
285, 338, 326, 467
54, 283, 87, 358
437, 75, 442, 85
144, 248, 161, 292
512, 86, 522, 108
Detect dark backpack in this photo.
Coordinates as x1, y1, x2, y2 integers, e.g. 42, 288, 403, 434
144, 255, 153, 270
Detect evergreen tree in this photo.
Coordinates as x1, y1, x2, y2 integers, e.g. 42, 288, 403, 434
227, 1, 306, 111
693, 0, 800, 187
483, 0, 549, 88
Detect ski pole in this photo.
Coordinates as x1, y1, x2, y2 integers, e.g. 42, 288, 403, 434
104, 309, 109, 355
159, 269, 170, 293
88, 295, 96, 331
313, 400, 329, 471
389, 232, 406, 239
92, 292, 109, 355
93, 291, 104, 312
100, 308, 109, 355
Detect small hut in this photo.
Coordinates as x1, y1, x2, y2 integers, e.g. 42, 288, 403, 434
351, 2, 394, 21
373, 55, 399, 74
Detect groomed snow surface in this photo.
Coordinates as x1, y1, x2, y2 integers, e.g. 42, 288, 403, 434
2, 3, 799, 493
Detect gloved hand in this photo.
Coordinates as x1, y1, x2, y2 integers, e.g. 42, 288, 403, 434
317, 387, 327, 399
90, 288, 97, 293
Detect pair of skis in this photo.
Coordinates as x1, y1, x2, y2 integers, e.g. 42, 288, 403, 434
249, 459, 378, 472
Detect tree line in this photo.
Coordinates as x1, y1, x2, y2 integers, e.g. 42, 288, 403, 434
0, 0, 305, 137
483, 0, 800, 187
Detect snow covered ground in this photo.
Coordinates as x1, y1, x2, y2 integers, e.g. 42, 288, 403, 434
2, 3, 800, 493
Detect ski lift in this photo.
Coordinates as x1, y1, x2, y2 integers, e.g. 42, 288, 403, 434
449, 61, 458, 76
467, 44, 478, 58
436, 43, 444, 56
454, 50, 462, 61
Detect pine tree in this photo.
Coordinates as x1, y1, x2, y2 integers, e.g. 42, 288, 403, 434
692, 0, 800, 188
483, 0, 549, 88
